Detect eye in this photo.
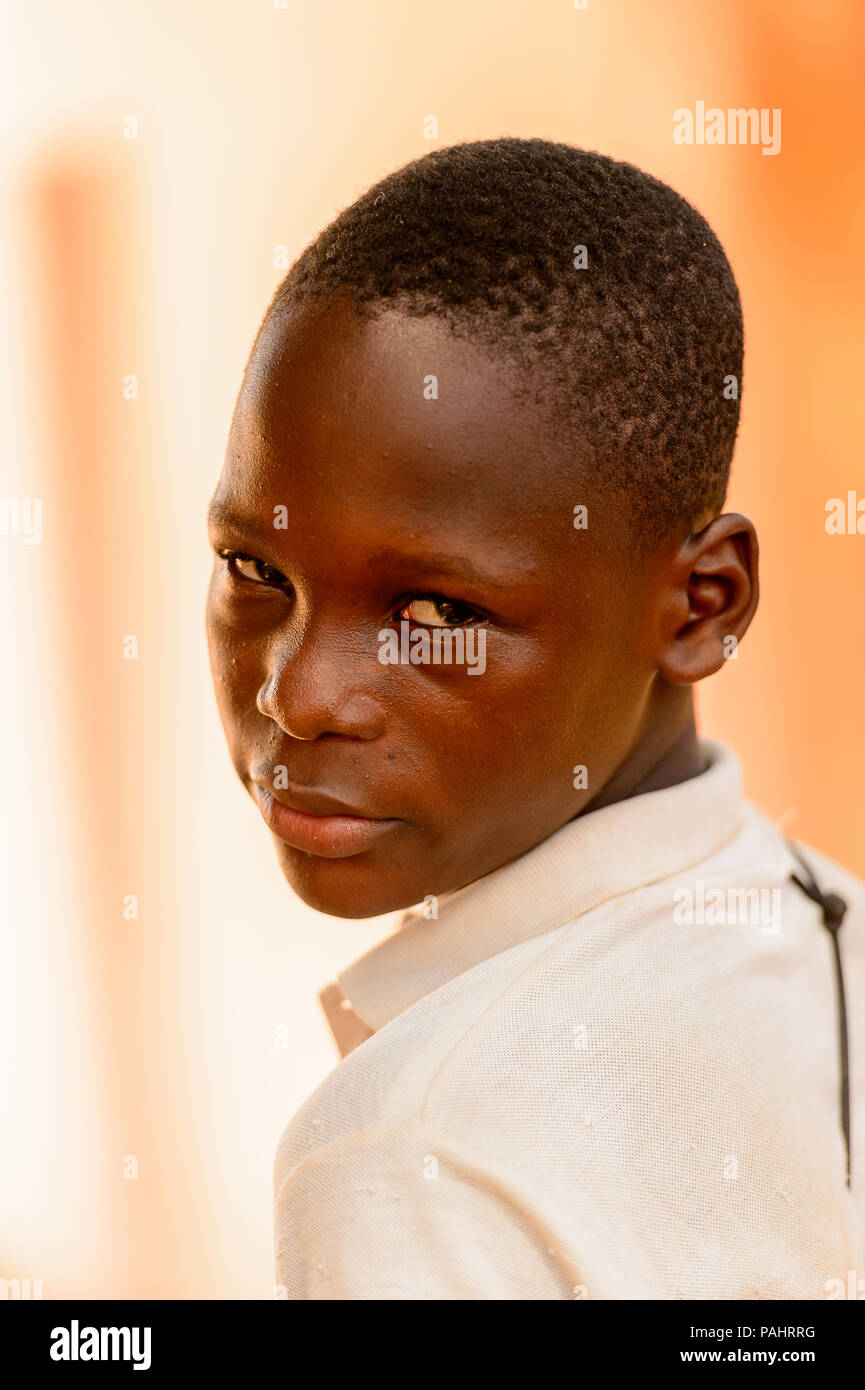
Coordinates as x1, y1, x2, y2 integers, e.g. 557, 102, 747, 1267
400, 596, 479, 627
220, 550, 288, 587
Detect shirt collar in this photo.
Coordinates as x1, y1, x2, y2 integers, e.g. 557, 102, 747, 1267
337, 739, 744, 1031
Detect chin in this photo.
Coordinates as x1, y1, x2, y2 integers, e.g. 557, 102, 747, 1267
272, 841, 418, 920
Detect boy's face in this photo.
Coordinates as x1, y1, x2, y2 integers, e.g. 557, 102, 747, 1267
206, 294, 667, 918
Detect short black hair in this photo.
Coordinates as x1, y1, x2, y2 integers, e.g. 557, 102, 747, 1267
266, 137, 743, 546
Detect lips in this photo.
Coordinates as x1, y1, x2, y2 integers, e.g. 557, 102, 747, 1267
251, 782, 401, 859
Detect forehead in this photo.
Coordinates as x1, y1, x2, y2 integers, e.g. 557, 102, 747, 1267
214, 296, 636, 583
220, 297, 599, 533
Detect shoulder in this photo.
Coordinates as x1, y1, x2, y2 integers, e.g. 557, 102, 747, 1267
274, 1118, 580, 1299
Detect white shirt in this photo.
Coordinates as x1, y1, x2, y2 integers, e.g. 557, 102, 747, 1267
273, 741, 865, 1299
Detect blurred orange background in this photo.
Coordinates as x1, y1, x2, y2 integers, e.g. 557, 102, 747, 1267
1, 0, 863, 1298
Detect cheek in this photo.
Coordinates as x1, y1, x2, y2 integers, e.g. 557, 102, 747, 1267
399, 652, 583, 793
437, 635, 624, 783
205, 598, 263, 740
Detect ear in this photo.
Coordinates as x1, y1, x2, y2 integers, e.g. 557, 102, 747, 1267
656, 514, 759, 684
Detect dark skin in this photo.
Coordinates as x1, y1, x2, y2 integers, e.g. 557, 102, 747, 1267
206, 293, 759, 918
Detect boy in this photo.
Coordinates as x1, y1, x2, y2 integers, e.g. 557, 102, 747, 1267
206, 139, 864, 1299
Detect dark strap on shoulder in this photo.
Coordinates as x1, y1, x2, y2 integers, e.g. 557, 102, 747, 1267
787, 841, 851, 1188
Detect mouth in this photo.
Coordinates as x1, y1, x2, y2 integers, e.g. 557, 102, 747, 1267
250, 783, 402, 859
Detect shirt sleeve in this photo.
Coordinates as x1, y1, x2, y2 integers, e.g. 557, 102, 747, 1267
273, 1120, 578, 1300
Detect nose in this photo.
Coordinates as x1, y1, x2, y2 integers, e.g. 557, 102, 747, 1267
256, 620, 387, 742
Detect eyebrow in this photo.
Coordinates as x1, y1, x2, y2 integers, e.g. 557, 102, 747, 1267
207, 504, 278, 550
208, 507, 519, 592
367, 546, 512, 591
